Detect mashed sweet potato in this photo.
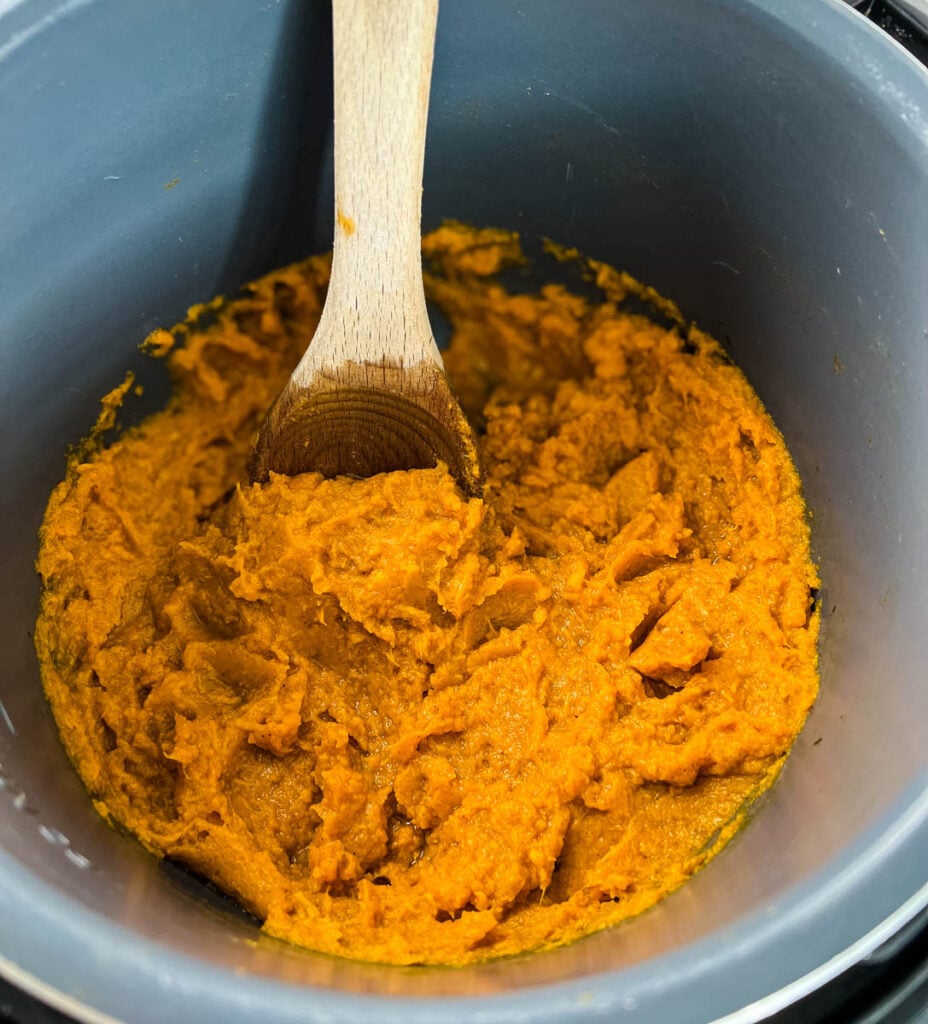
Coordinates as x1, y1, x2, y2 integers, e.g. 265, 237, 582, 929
35, 224, 819, 965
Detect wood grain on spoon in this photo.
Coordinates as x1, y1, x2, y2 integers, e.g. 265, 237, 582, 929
250, 0, 481, 495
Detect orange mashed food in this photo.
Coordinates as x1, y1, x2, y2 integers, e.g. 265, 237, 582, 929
35, 224, 819, 965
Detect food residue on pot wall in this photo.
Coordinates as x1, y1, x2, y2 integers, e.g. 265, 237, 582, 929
34, 223, 820, 965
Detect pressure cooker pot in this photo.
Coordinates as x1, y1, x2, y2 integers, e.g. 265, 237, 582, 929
0, 0, 926, 1021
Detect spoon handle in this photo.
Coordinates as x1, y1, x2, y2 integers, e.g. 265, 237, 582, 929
300, 0, 440, 381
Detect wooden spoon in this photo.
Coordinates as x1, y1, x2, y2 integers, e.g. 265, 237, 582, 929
250, 0, 480, 495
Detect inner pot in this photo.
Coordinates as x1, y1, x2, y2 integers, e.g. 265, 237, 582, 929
0, 0, 926, 1022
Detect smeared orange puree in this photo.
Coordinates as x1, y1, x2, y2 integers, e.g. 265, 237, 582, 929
36, 224, 819, 964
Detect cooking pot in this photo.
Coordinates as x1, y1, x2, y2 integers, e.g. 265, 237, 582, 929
1, 0, 926, 1021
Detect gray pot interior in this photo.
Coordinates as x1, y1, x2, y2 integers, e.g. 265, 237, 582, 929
0, 0, 926, 1022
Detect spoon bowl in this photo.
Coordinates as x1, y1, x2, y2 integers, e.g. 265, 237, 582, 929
251, 359, 480, 488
